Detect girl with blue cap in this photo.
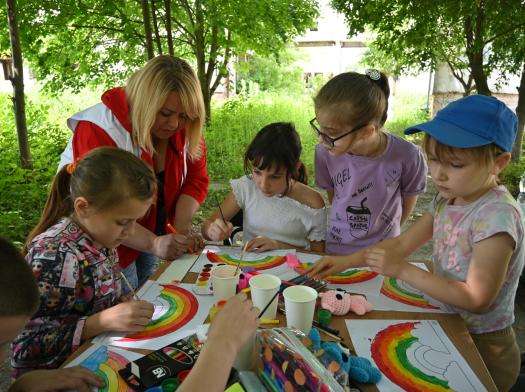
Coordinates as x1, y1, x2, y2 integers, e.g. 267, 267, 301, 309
310, 95, 524, 391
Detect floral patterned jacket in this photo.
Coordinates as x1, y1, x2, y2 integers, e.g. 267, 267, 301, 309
11, 217, 122, 377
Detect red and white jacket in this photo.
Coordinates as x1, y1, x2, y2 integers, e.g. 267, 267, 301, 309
59, 87, 209, 268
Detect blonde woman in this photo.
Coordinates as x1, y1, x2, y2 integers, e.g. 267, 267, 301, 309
58, 55, 209, 290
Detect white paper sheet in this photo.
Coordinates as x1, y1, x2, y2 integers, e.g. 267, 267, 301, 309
156, 253, 199, 284
189, 245, 294, 277
346, 319, 487, 392
93, 281, 215, 350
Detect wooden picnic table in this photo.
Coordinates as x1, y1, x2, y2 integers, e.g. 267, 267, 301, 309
65, 253, 498, 391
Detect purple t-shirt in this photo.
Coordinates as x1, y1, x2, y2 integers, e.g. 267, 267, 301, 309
315, 134, 427, 254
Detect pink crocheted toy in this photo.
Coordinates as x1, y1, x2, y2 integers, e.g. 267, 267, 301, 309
319, 289, 373, 316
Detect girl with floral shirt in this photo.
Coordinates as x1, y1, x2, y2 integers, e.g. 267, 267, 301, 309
11, 147, 157, 377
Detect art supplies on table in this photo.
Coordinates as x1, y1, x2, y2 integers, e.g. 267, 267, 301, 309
127, 333, 202, 389
345, 319, 487, 392
190, 246, 295, 278
255, 327, 345, 392
65, 344, 143, 392
93, 281, 215, 350
156, 253, 200, 284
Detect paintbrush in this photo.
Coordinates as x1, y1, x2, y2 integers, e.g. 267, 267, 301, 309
234, 242, 246, 277
215, 195, 233, 247
120, 272, 139, 301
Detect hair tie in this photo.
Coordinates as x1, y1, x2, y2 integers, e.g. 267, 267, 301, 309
365, 69, 381, 81
66, 162, 77, 174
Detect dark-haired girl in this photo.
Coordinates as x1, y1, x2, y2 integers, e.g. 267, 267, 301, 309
202, 122, 326, 252
11, 147, 156, 377
313, 70, 427, 255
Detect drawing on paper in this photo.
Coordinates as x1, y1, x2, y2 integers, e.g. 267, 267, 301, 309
294, 262, 378, 284
206, 251, 286, 270
381, 277, 440, 310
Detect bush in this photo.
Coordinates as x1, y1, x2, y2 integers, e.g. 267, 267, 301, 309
1, 88, 430, 244
501, 160, 525, 198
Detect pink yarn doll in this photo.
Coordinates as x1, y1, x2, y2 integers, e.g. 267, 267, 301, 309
319, 289, 373, 316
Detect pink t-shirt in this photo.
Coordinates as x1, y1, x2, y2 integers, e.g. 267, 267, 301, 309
315, 134, 427, 254
430, 186, 524, 333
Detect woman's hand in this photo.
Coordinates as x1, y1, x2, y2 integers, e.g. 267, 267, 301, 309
99, 300, 154, 332
186, 232, 205, 253
245, 236, 279, 252
203, 218, 233, 242
206, 293, 259, 355
9, 367, 104, 392
152, 233, 189, 259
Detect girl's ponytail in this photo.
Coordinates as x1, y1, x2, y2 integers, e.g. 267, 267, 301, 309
25, 166, 73, 253
366, 69, 390, 126
294, 161, 308, 185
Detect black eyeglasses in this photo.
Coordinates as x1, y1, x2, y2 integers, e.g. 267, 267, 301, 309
309, 117, 363, 148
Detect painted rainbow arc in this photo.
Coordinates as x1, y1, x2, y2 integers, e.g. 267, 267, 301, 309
81, 346, 132, 392
121, 285, 198, 341
381, 277, 440, 309
294, 262, 378, 284
206, 252, 286, 270
371, 322, 452, 392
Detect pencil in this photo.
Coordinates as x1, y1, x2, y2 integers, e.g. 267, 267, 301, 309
120, 272, 139, 300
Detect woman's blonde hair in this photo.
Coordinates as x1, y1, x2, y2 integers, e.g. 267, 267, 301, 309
125, 55, 205, 158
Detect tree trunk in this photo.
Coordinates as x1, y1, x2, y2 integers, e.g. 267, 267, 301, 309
512, 63, 525, 162
150, 0, 163, 55
6, 0, 32, 168
140, 0, 154, 59
469, 52, 491, 95
163, 0, 174, 56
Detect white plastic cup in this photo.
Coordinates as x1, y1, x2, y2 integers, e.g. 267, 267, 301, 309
283, 285, 318, 333
249, 274, 281, 319
211, 265, 240, 302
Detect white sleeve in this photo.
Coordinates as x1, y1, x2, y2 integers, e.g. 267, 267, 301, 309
307, 207, 327, 242
229, 176, 250, 210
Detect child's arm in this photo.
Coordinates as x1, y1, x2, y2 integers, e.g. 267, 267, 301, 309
177, 293, 258, 392
366, 232, 515, 313
202, 191, 241, 241
310, 212, 434, 278
9, 367, 104, 392
310, 240, 325, 253
400, 195, 418, 225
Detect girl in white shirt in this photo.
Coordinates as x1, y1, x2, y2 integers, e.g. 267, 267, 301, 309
202, 122, 326, 252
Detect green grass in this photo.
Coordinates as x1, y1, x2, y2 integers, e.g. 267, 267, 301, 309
0, 88, 484, 244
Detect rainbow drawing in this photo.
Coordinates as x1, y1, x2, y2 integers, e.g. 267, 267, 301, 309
381, 277, 440, 309
294, 262, 378, 284
371, 322, 452, 392
78, 345, 133, 392
206, 251, 286, 270
121, 284, 198, 341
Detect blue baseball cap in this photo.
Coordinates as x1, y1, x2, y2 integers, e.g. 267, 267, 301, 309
405, 95, 518, 152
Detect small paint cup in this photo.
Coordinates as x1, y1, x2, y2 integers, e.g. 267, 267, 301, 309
161, 378, 179, 392
283, 285, 318, 333
249, 274, 281, 319
211, 265, 240, 302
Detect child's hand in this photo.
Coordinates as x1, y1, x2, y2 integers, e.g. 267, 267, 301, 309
307, 256, 347, 278
10, 366, 104, 392
186, 232, 205, 253
364, 247, 404, 278
206, 293, 259, 356
100, 300, 154, 332
152, 233, 188, 259
245, 236, 279, 252
205, 218, 234, 242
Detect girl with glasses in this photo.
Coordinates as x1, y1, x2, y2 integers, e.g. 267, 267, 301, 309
313, 70, 427, 255
202, 122, 326, 252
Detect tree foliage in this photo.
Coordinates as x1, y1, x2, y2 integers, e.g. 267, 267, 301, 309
0, 0, 318, 119
332, 0, 525, 158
